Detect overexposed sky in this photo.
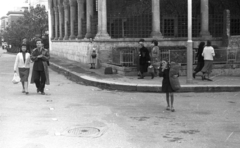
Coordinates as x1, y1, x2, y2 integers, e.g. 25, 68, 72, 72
0, 0, 27, 17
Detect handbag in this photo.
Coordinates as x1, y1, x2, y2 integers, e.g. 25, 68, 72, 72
148, 65, 154, 73
169, 62, 181, 91
12, 73, 20, 84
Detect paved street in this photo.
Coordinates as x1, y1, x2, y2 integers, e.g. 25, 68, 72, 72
0, 49, 240, 148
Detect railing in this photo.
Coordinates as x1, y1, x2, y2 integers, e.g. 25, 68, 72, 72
111, 47, 240, 67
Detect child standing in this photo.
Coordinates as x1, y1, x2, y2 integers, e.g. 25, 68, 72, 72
159, 61, 181, 112
90, 47, 97, 69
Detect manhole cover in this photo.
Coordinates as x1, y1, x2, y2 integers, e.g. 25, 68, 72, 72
62, 127, 101, 137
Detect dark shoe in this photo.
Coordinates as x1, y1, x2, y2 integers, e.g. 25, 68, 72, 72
90, 67, 93, 69
22, 90, 25, 93
166, 106, 170, 111
25, 92, 29, 95
41, 92, 45, 95
151, 73, 154, 79
37, 88, 40, 93
171, 108, 175, 112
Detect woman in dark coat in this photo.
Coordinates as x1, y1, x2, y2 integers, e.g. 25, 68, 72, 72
193, 42, 205, 78
138, 39, 152, 79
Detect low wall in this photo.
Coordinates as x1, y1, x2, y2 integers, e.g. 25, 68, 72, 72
51, 38, 222, 67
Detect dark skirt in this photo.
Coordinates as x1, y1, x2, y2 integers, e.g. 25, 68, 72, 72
139, 63, 148, 73
201, 60, 213, 74
194, 60, 204, 73
162, 79, 174, 93
18, 68, 30, 82
161, 69, 174, 93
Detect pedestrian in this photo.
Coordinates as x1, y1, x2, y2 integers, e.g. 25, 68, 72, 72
42, 34, 50, 66
151, 40, 160, 77
201, 40, 215, 81
13, 44, 31, 95
159, 61, 181, 112
138, 39, 153, 79
22, 38, 31, 53
30, 39, 50, 95
88, 38, 97, 69
193, 42, 205, 79
90, 47, 97, 69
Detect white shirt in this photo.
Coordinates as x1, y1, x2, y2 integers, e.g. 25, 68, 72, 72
202, 46, 215, 60
14, 52, 31, 71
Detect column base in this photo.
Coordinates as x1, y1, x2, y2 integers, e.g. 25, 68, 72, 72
95, 32, 111, 40
77, 34, 84, 39
85, 32, 93, 39
151, 31, 163, 39
63, 36, 69, 40
69, 35, 76, 40
58, 37, 63, 40
54, 37, 59, 40
200, 31, 212, 40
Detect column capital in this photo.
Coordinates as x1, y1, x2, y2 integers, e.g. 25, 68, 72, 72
69, 0, 77, 7
54, 7, 59, 14
58, 4, 64, 11
63, 0, 69, 8
77, 0, 84, 4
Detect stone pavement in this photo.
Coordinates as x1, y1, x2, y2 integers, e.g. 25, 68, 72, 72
1, 48, 240, 148
49, 54, 240, 92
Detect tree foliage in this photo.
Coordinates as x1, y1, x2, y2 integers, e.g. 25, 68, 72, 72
2, 4, 48, 48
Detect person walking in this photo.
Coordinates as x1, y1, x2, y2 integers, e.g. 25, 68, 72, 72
193, 42, 205, 79
14, 44, 31, 94
30, 39, 50, 95
151, 40, 160, 77
201, 40, 215, 81
138, 39, 152, 79
159, 61, 181, 112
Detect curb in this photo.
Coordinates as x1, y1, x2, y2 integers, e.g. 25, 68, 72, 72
50, 63, 240, 93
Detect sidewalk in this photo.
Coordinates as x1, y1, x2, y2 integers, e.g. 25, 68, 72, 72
50, 54, 240, 92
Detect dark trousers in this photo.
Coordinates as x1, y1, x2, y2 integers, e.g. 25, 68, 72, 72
34, 70, 46, 92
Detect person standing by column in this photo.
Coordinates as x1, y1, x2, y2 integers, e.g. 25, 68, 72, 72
151, 40, 160, 77
138, 39, 152, 79
201, 40, 215, 81
14, 44, 31, 94
30, 39, 50, 95
193, 42, 205, 79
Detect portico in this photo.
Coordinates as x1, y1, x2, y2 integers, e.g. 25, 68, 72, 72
48, 0, 240, 70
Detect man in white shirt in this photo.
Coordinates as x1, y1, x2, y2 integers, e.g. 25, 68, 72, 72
201, 41, 215, 81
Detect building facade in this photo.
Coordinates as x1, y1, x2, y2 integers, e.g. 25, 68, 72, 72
48, 0, 240, 70
6, 11, 24, 27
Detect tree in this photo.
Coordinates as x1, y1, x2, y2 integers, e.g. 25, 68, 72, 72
23, 4, 48, 40
2, 4, 48, 50
2, 19, 27, 52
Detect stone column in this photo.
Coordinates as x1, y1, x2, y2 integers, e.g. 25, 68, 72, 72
222, 10, 230, 47
63, 1, 70, 40
151, 0, 162, 38
187, 0, 193, 84
77, 0, 85, 39
95, 0, 111, 39
69, 0, 77, 39
200, 0, 212, 39
50, 8, 55, 40
58, 5, 64, 40
85, 0, 94, 38
54, 7, 59, 40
